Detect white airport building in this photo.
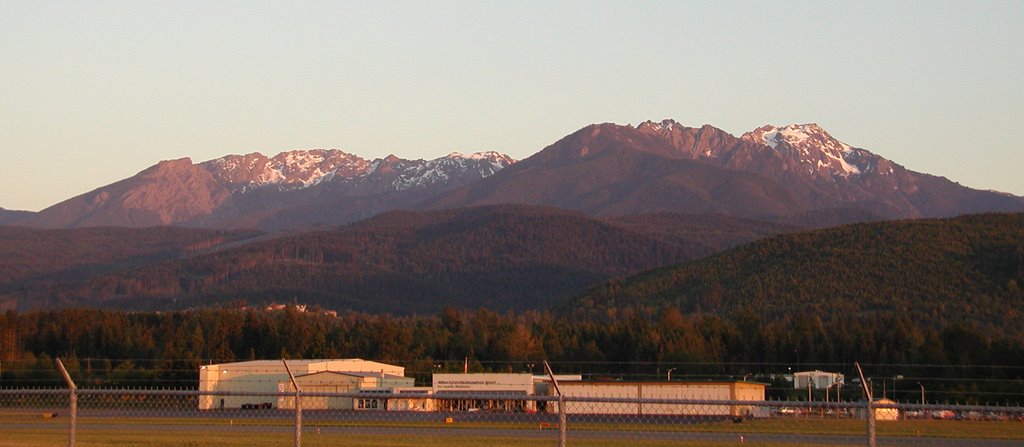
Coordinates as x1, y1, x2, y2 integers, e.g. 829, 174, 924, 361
198, 359, 408, 410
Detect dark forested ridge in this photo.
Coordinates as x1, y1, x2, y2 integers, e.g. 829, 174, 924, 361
0, 226, 262, 310
0, 205, 795, 313
567, 212, 1024, 332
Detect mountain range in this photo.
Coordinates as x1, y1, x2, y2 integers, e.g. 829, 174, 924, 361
6, 120, 1022, 230
3, 120, 1023, 316
433, 121, 1024, 223
9, 151, 513, 230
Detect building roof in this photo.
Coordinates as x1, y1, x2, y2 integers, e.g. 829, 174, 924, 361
297, 371, 408, 380
204, 359, 368, 369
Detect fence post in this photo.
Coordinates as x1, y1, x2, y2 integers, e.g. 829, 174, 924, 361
855, 362, 875, 447
866, 398, 876, 447
544, 361, 566, 447
283, 360, 301, 447
55, 358, 77, 447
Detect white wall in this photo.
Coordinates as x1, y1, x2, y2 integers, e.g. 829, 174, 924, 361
552, 382, 766, 416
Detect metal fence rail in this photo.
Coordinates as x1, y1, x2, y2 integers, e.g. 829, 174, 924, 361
2, 387, 1023, 446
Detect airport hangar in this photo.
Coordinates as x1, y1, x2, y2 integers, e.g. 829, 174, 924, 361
198, 359, 411, 410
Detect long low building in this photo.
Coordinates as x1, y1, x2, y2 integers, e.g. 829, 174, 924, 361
549, 380, 767, 417
428, 374, 763, 417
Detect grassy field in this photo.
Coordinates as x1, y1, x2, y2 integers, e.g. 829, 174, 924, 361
1, 413, 1021, 447
0, 428, 847, 447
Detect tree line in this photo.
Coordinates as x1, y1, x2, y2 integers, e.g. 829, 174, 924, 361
1, 307, 1021, 403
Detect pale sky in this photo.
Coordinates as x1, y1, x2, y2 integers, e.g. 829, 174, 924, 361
2, 1, 1022, 211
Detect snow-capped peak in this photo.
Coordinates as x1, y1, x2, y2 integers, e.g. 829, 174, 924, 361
202, 149, 372, 191
446, 151, 514, 163
365, 151, 515, 192
742, 124, 864, 177
200, 148, 515, 194
753, 124, 835, 150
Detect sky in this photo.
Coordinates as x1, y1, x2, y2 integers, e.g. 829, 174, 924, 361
2, 1, 1022, 211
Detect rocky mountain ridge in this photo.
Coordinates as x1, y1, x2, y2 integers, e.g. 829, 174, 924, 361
428, 120, 1024, 223
200, 149, 513, 193
15, 150, 514, 229
5, 120, 1022, 229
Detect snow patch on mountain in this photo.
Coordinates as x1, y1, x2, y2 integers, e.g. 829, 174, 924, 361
202, 150, 371, 192
201, 149, 514, 194
742, 124, 864, 177
380, 152, 516, 192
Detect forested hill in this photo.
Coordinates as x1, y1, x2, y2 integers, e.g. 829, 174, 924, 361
567, 213, 1024, 332
2, 205, 794, 313
0, 227, 262, 309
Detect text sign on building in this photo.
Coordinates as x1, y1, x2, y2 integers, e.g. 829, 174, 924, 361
432, 373, 533, 393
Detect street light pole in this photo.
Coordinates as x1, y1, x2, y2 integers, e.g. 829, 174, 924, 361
918, 382, 925, 405
667, 368, 676, 381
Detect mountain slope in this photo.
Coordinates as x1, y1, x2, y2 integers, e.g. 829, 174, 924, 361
25, 151, 515, 230
2, 205, 796, 313
429, 124, 805, 218
14, 119, 1023, 231
737, 123, 1024, 217
566, 212, 1024, 330
428, 121, 1024, 225
30, 158, 233, 228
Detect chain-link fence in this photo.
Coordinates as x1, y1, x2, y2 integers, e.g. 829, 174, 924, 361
2, 387, 1023, 446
